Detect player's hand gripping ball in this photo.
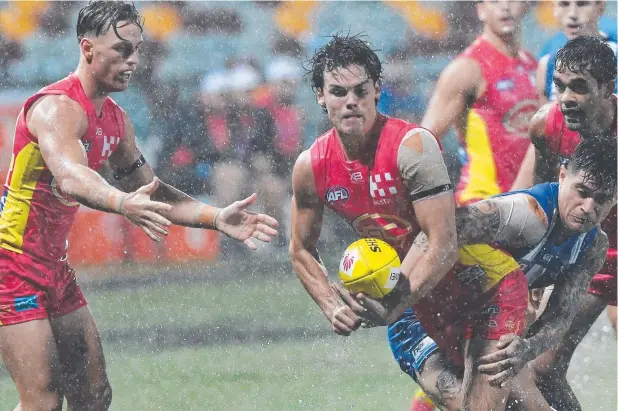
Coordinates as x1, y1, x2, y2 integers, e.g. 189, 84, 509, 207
339, 238, 402, 299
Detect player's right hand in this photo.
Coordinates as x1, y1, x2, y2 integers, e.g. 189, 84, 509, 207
329, 303, 362, 336
120, 178, 173, 241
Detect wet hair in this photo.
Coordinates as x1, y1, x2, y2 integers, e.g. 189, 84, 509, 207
306, 33, 383, 92
77, 1, 143, 42
555, 35, 617, 87
568, 134, 617, 193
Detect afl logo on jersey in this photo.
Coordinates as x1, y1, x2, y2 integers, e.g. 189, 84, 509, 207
325, 186, 350, 205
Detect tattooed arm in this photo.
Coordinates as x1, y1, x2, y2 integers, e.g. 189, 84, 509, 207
455, 193, 550, 248
478, 232, 608, 386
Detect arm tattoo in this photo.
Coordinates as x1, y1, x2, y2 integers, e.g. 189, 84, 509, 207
527, 232, 609, 359
413, 232, 430, 252
455, 201, 501, 245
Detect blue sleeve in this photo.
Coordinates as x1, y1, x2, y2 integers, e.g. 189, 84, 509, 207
600, 16, 617, 42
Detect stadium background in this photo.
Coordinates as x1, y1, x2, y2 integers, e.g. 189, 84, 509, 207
0, 1, 616, 409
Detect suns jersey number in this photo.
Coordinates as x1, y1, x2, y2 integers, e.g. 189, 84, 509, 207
351, 213, 414, 250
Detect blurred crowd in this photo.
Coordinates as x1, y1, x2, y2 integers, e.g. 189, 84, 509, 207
0, 1, 616, 247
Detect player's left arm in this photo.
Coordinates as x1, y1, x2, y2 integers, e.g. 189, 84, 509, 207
107, 111, 278, 249
455, 193, 549, 248
397, 128, 459, 304
477, 231, 608, 387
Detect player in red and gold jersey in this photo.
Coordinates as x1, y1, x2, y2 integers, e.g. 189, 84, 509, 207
512, 35, 617, 410
289, 34, 547, 411
422, 1, 538, 206
0, 2, 278, 410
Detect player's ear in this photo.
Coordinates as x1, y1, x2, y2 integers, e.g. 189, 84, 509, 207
597, 0, 606, 16
316, 88, 325, 108
80, 37, 94, 63
476, 1, 486, 22
374, 80, 381, 100
558, 164, 568, 185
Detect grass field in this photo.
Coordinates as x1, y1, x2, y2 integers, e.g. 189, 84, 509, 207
0, 261, 616, 410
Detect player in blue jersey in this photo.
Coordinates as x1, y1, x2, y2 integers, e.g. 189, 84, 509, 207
537, 0, 616, 102
335, 135, 616, 411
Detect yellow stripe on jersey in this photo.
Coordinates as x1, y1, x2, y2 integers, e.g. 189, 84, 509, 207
459, 109, 502, 204
458, 244, 521, 291
0, 142, 45, 254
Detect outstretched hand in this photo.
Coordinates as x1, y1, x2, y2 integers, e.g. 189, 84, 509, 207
215, 193, 279, 249
120, 177, 173, 242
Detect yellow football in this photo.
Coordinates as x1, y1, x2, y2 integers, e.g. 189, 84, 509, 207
338, 238, 402, 299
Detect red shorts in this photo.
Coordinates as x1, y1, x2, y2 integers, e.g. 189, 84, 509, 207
413, 269, 528, 367
587, 247, 617, 306
0, 248, 87, 326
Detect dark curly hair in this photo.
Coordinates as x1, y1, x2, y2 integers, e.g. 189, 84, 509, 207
77, 1, 143, 42
568, 134, 617, 193
306, 33, 383, 92
556, 35, 617, 88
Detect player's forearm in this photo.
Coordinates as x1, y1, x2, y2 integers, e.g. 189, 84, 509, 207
525, 308, 574, 361
510, 146, 536, 190
57, 165, 126, 213
153, 181, 219, 229
402, 233, 459, 304
290, 243, 341, 318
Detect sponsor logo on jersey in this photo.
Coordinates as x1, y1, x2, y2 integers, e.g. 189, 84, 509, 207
482, 305, 501, 316
370, 173, 398, 199
14, 295, 38, 312
350, 171, 363, 184
411, 336, 437, 361
457, 265, 487, 285
352, 213, 413, 250
502, 99, 538, 136
325, 186, 350, 205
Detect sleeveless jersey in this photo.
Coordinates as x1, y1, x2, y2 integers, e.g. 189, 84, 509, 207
544, 99, 617, 275
456, 37, 539, 205
496, 183, 598, 289
311, 116, 430, 256
310, 115, 520, 292
543, 33, 617, 101
0, 74, 125, 263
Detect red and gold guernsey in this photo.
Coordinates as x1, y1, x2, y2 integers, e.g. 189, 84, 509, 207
457, 37, 539, 205
311, 116, 432, 256
0, 74, 125, 263
311, 115, 529, 366
544, 98, 617, 304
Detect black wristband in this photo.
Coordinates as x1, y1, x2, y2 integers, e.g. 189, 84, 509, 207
113, 155, 147, 181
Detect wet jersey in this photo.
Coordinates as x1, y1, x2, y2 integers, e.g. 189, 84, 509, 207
496, 183, 598, 289
543, 98, 617, 275
310, 116, 450, 256
457, 37, 539, 205
0, 74, 125, 263
310, 115, 520, 292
